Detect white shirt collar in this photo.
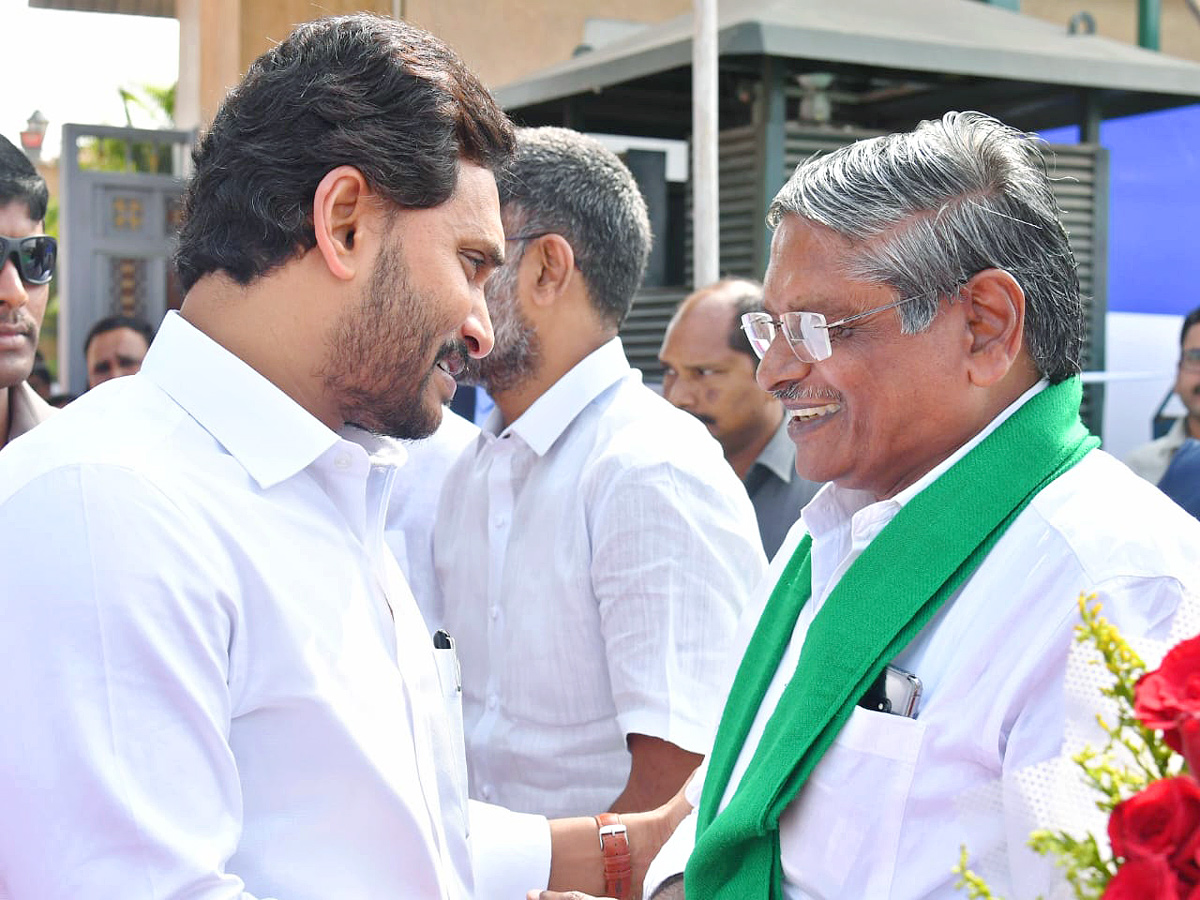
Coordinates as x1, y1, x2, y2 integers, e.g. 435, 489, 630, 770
489, 336, 630, 456
140, 311, 344, 490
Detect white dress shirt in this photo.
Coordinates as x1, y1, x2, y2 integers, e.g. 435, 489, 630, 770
387, 407, 481, 623
0, 312, 546, 900
433, 337, 766, 817
647, 383, 1200, 899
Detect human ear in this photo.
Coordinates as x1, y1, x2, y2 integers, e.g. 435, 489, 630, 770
312, 166, 370, 281
528, 233, 576, 307
961, 268, 1028, 388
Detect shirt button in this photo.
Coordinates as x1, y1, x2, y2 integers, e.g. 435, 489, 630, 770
489, 606, 498, 620
487, 694, 498, 710
334, 453, 352, 471
481, 785, 493, 799
492, 515, 506, 529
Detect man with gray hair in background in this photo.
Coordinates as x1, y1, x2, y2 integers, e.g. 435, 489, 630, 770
535, 111, 1200, 900
433, 127, 765, 842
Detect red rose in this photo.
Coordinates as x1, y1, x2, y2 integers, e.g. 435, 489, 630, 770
1135, 635, 1200, 759
1180, 715, 1200, 776
1108, 776, 1200, 870
1103, 856, 1183, 899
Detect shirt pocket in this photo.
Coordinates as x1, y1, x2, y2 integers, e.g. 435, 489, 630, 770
780, 706, 925, 899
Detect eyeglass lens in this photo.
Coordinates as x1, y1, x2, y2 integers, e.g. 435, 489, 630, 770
741, 312, 832, 363
2, 235, 57, 285
1182, 349, 1200, 370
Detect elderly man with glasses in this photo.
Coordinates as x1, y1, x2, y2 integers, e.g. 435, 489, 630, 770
536, 112, 1200, 900
0, 134, 56, 448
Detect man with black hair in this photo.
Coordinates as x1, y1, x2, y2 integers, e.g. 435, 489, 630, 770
1125, 304, 1200, 484
660, 278, 822, 557
0, 134, 55, 448
0, 14, 568, 900
84, 313, 155, 388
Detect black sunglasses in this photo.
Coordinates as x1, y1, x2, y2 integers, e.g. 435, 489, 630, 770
1, 234, 57, 286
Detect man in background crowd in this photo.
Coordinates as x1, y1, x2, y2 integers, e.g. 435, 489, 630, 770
0, 134, 55, 448
84, 313, 155, 388
659, 278, 822, 557
1125, 304, 1200, 484
435, 126, 765, 821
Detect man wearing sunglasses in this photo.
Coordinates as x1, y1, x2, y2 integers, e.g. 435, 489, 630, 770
0, 134, 56, 448
1125, 305, 1200, 485
538, 112, 1200, 900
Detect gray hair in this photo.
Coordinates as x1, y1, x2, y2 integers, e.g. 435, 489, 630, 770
767, 111, 1083, 384
496, 127, 652, 327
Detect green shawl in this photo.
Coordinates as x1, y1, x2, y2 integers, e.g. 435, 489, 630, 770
685, 377, 1098, 898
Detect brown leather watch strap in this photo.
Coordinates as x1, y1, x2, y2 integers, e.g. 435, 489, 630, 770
594, 812, 632, 899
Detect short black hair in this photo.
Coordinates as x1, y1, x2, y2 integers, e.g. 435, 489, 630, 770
84, 315, 156, 355
174, 14, 515, 292
1181, 306, 1200, 348
0, 134, 49, 223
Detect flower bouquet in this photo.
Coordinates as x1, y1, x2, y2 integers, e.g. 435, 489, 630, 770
956, 595, 1200, 899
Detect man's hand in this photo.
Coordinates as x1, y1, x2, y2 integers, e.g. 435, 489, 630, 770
544, 770, 696, 899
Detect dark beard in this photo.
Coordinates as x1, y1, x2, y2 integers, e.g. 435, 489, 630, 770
319, 241, 444, 440
458, 261, 540, 394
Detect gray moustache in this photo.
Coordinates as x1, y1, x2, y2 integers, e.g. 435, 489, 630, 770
772, 384, 840, 403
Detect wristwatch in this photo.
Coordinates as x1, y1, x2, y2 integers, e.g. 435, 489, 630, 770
595, 813, 632, 899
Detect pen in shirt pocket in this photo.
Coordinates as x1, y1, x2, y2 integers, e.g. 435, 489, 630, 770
433, 629, 462, 693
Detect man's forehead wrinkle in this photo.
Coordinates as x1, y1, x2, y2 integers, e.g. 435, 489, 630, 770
764, 234, 874, 317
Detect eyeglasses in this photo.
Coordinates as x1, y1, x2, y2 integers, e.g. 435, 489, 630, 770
1, 234, 57, 286
741, 294, 924, 363
1181, 349, 1200, 372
